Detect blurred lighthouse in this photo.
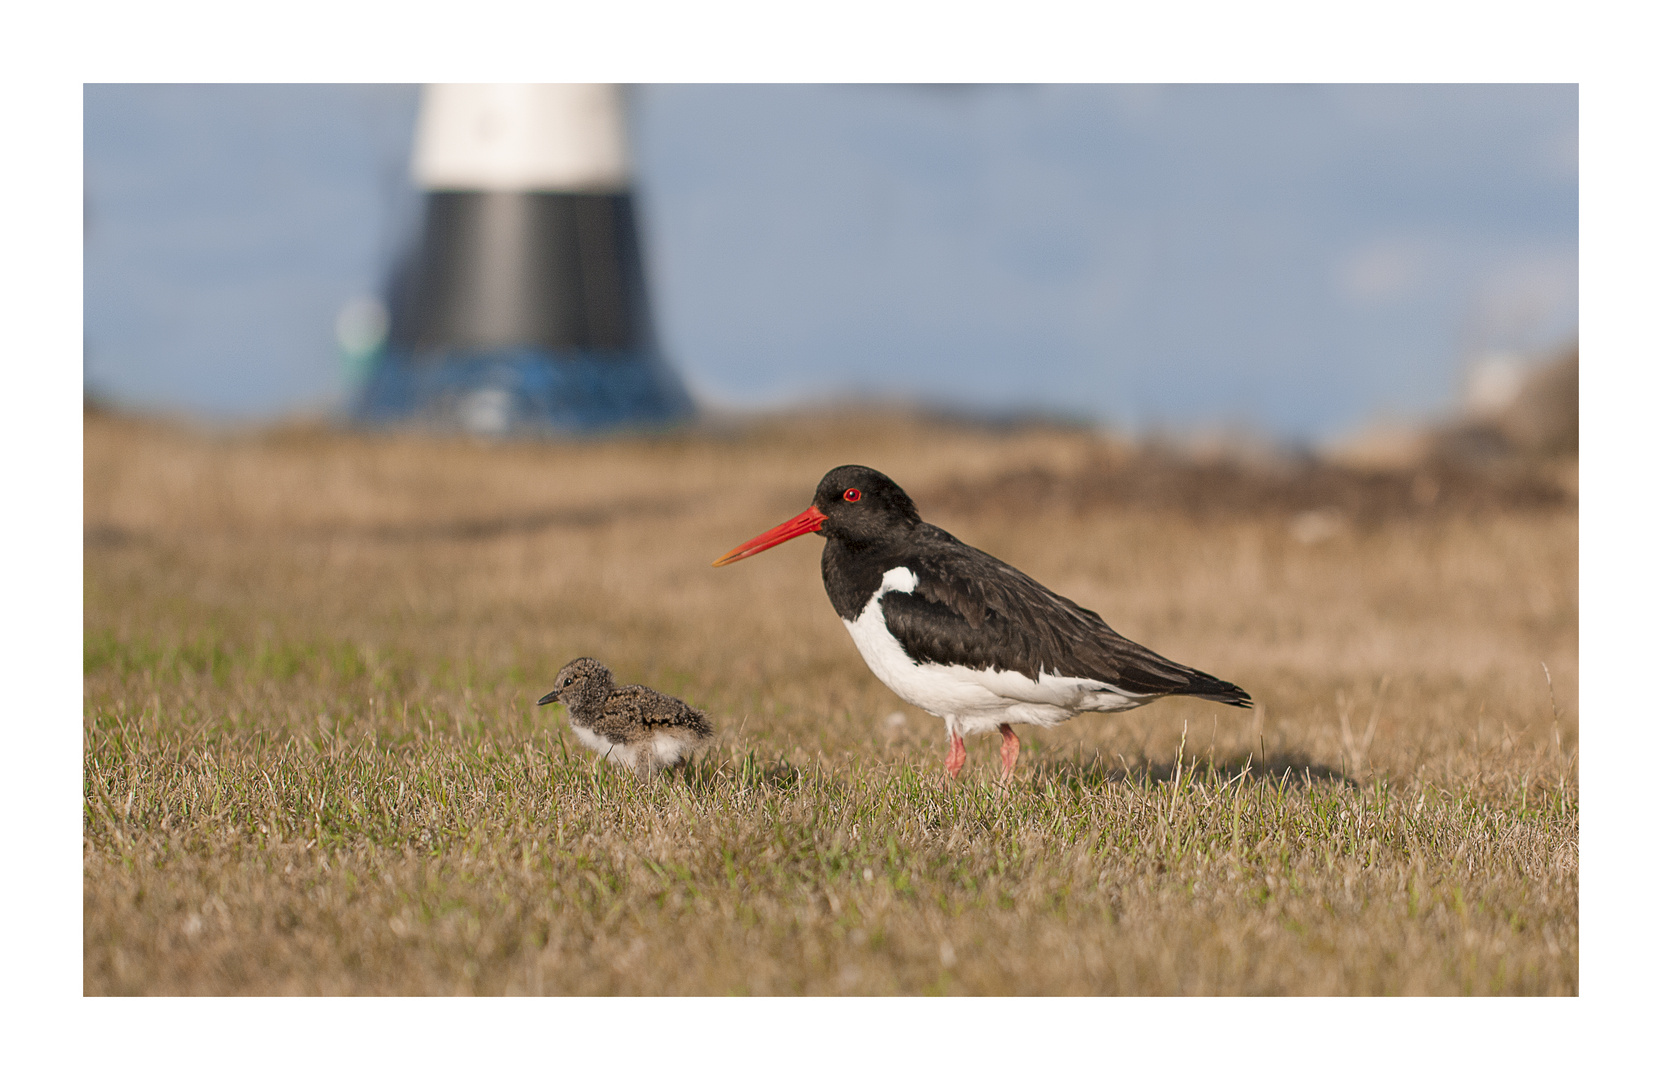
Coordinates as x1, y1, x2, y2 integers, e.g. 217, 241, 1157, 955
355, 84, 693, 434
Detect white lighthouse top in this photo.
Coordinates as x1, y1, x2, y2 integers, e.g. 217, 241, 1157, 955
412, 83, 631, 192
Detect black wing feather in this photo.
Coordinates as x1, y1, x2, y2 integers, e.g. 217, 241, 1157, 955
881, 524, 1251, 706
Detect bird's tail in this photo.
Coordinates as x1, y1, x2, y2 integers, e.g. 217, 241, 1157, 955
1182, 674, 1253, 709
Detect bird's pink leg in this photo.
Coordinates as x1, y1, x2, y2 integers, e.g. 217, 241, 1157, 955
945, 730, 967, 779
998, 724, 1020, 783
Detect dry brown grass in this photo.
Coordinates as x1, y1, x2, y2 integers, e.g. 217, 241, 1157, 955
83, 408, 1577, 995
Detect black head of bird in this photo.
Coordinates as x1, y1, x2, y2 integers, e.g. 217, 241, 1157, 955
713, 465, 920, 564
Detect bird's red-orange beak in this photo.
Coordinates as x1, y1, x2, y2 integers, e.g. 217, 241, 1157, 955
712, 506, 828, 566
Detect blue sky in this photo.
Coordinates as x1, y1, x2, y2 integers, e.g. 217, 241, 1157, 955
83, 84, 1576, 441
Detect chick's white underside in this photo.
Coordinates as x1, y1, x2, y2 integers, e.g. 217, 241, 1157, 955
568, 722, 702, 773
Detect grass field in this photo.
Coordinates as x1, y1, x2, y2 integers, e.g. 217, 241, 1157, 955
83, 407, 1578, 995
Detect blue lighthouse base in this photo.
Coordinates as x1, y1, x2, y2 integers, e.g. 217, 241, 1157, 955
352, 347, 695, 436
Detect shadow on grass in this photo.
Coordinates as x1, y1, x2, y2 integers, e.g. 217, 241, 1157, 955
678, 751, 802, 793
1030, 750, 1357, 790
662, 748, 1355, 798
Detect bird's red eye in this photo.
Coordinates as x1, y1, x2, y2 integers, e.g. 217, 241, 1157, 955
843, 488, 861, 502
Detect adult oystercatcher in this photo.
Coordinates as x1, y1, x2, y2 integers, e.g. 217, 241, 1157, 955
538, 658, 714, 778
714, 465, 1251, 782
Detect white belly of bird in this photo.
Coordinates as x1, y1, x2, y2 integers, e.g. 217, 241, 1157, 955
568, 721, 697, 772
842, 566, 1151, 735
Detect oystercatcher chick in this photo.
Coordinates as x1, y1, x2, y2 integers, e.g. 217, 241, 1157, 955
714, 465, 1251, 782
537, 657, 713, 778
